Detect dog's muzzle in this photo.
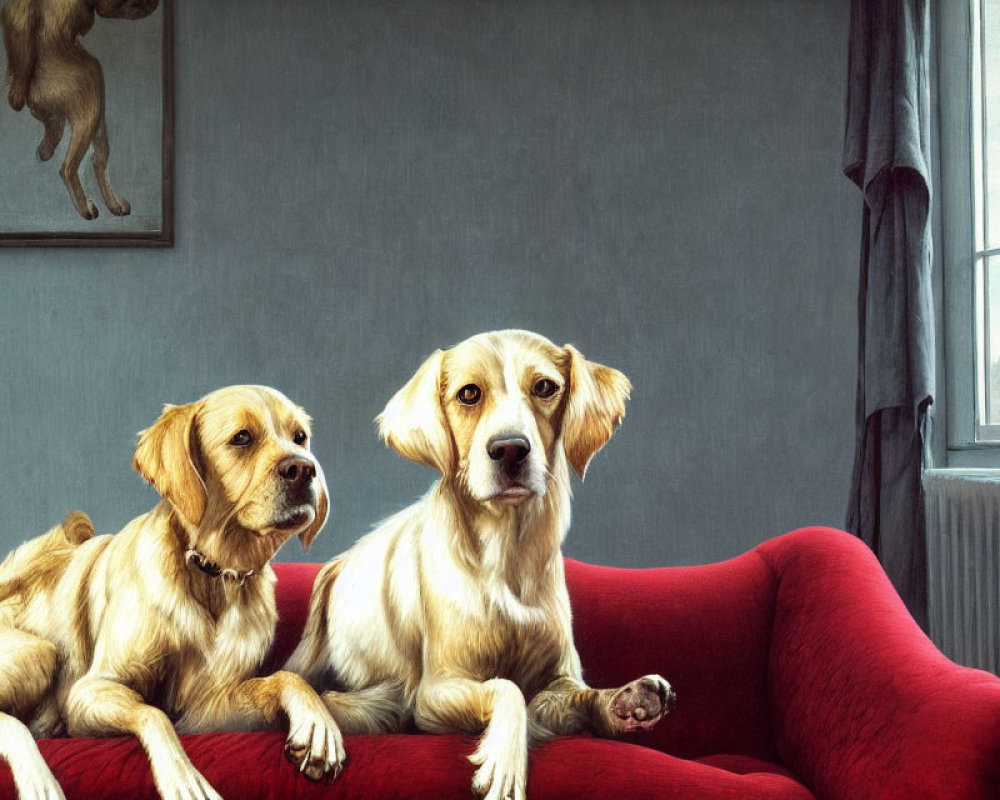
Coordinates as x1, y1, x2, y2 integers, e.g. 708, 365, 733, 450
273, 455, 320, 527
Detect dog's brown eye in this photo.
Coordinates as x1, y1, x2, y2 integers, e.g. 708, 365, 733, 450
229, 429, 253, 447
533, 379, 558, 398
457, 384, 482, 405
293, 430, 308, 446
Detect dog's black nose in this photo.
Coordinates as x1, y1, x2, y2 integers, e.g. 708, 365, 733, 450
277, 456, 316, 486
487, 435, 531, 463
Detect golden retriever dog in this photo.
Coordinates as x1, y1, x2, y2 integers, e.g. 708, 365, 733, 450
287, 330, 676, 800
0, 385, 343, 800
1, 0, 158, 219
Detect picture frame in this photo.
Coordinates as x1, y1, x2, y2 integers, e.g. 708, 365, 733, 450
0, 0, 173, 247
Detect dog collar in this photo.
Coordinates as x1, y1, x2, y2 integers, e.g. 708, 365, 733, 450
184, 549, 255, 585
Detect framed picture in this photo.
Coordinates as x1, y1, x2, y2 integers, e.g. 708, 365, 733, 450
0, 0, 173, 247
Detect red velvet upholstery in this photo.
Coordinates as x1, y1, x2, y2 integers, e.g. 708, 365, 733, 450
2, 527, 998, 799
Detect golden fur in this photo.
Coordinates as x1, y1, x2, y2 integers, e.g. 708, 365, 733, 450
287, 330, 676, 800
1, 0, 158, 219
0, 385, 342, 800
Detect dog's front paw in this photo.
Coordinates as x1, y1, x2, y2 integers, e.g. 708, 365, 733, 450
13, 770, 65, 800
8, 84, 27, 112
468, 727, 527, 800
609, 674, 675, 733
284, 695, 346, 782
37, 139, 56, 162
150, 758, 223, 800
0, 715, 66, 800
8, 754, 66, 800
469, 750, 526, 800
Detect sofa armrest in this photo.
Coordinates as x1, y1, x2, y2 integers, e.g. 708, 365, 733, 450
758, 527, 1000, 800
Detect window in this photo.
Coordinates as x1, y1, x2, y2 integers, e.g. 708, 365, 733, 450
940, 0, 1000, 462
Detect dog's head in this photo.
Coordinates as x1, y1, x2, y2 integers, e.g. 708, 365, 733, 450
93, 0, 159, 20
133, 385, 329, 552
377, 330, 630, 505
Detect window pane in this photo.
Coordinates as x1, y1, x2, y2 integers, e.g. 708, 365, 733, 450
975, 0, 985, 252
986, 257, 1000, 422
985, 0, 1000, 247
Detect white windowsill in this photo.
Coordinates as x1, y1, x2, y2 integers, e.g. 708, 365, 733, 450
925, 466, 1000, 481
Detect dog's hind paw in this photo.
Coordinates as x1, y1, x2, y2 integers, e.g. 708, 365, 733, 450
609, 674, 675, 733
107, 197, 131, 217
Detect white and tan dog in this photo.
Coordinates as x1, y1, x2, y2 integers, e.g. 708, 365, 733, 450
0, 385, 343, 800
287, 330, 675, 800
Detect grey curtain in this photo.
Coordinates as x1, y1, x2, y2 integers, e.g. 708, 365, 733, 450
843, 0, 933, 629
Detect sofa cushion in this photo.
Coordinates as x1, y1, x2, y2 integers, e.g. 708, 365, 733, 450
1, 731, 816, 799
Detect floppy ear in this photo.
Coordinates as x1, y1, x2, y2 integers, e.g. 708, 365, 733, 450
133, 402, 207, 529
376, 349, 453, 474
562, 344, 632, 479
298, 465, 329, 552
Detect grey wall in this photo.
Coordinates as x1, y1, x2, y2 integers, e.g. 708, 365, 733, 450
0, 0, 859, 568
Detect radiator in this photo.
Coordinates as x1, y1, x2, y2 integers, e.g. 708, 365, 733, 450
924, 469, 1000, 674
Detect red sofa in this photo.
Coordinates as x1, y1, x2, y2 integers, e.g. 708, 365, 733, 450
2, 527, 998, 799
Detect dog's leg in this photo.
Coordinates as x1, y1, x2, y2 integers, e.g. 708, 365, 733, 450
0, 629, 64, 800
179, 671, 345, 783
92, 119, 130, 216
416, 677, 527, 800
528, 674, 675, 740
65, 676, 223, 800
59, 111, 100, 220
